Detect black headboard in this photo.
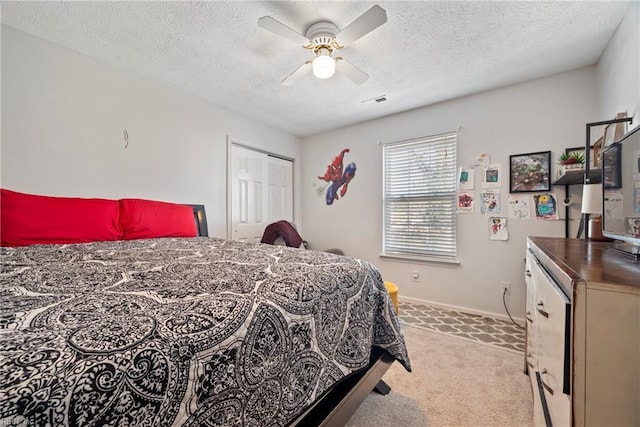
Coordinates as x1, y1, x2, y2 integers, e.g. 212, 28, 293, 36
187, 204, 208, 237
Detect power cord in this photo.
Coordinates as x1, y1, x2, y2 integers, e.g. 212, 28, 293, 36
503, 288, 524, 329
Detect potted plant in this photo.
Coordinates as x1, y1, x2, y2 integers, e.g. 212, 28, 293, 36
558, 151, 585, 172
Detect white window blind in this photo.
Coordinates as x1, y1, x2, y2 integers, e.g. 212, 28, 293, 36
382, 133, 457, 261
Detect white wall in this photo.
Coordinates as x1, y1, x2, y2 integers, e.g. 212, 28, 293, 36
0, 26, 302, 238
596, 1, 639, 130
301, 67, 598, 319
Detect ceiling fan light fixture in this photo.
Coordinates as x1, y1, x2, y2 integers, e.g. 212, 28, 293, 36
312, 53, 335, 79
260, 6, 387, 85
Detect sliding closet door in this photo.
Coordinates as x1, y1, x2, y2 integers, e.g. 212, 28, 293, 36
268, 156, 293, 224
230, 145, 269, 243
229, 143, 293, 242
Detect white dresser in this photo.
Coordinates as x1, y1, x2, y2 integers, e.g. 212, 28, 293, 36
525, 237, 640, 426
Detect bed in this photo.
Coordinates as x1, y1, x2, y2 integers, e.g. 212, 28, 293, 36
0, 190, 411, 426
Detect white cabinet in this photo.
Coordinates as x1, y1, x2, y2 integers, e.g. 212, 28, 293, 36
526, 245, 571, 427
526, 237, 640, 427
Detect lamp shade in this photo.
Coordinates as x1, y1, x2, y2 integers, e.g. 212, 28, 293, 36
581, 184, 602, 214
312, 54, 335, 79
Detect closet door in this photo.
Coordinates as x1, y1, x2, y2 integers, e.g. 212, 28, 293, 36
229, 143, 294, 242
230, 145, 269, 243
268, 156, 293, 224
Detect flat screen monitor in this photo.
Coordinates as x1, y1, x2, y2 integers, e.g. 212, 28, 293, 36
601, 125, 640, 258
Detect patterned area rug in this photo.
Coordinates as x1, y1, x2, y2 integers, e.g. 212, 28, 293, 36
398, 300, 525, 354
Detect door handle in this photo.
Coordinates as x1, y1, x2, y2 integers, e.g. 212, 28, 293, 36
527, 354, 535, 369
525, 269, 531, 277
536, 301, 549, 318
540, 369, 554, 395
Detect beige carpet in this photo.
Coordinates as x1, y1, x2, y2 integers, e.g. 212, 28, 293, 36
346, 324, 533, 427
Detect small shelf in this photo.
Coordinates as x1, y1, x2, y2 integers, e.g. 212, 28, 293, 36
552, 169, 601, 186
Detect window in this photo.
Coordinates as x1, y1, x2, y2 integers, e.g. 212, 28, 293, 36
382, 132, 457, 262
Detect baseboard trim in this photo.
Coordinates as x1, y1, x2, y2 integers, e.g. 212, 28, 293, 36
399, 295, 525, 325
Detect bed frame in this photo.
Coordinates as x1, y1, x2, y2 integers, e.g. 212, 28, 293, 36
291, 349, 394, 426
186, 205, 394, 426
187, 204, 209, 237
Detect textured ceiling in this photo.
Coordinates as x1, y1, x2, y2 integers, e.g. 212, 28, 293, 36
1, 1, 630, 137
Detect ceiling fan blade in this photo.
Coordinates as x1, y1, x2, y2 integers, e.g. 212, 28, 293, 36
336, 58, 369, 85
258, 16, 309, 45
334, 5, 387, 46
281, 61, 312, 86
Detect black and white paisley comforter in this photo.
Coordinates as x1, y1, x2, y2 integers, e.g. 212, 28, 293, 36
0, 237, 410, 426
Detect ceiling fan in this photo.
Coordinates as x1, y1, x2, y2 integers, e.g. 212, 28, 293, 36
258, 5, 387, 86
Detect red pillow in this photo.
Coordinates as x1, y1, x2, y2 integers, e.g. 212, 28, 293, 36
0, 189, 123, 247
119, 198, 196, 240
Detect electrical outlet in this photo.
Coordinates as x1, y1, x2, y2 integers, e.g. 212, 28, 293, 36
412, 270, 420, 282
501, 281, 511, 295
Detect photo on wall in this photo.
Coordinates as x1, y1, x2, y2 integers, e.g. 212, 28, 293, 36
458, 167, 474, 190
480, 190, 500, 214
533, 193, 558, 220
482, 164, 501, 189
489, 216, 508, 240
509, 151, 551, 193
457, 192, 474, 213
507, 194, 531, 220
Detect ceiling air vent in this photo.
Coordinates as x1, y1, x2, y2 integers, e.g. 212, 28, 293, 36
361, 94, 387, 104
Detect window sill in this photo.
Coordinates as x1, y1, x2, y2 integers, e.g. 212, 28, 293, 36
379, 253, 460, 266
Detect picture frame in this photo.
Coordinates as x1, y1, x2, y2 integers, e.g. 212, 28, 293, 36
509, 151, 551, 193
592, 136, 603, 168
602, 143, 622, 189
603, 113, 628, 147
565, 145, 596, 169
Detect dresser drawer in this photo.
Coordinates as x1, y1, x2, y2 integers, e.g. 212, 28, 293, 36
532, 257, 571, 427
525, 249, 537, 372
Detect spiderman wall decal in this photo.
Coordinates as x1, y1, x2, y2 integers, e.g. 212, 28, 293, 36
317, 148, 357, 205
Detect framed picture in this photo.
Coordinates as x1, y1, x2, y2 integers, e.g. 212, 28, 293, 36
602, 144, 622, 189
565, 146, 596, 169
603, 114, 628, 147
592, 136, 603, 168
509, 151, 551, 193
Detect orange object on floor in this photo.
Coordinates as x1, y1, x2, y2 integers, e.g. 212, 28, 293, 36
384, 281, 399, 314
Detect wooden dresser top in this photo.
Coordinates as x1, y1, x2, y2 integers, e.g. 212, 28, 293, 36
529, 237, 640, 290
